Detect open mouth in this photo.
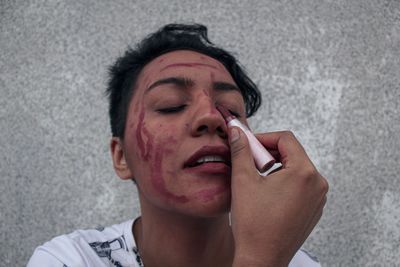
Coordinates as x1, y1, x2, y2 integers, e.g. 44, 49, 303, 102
185, 155, 231, 168
183, 146, 231, 174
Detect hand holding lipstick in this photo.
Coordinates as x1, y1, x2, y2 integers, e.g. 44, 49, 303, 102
228, 128, 329, 267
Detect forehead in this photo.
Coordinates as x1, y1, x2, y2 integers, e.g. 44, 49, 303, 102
139, 50, 230, 81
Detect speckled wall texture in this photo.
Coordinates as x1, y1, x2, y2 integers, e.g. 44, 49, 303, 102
1, 0, 399, 266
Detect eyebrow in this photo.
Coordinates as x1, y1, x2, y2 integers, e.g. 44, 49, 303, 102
213, 81, 240, 92
146, 76, 240, 93
146, 77, 194, 92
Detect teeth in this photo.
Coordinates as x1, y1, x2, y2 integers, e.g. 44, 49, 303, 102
195, 155, 225, 164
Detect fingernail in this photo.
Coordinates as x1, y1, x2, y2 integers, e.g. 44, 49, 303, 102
230, 127, 240, 143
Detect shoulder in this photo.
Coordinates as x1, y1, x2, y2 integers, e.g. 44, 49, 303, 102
289, 248, 321, 267
27, 219, 138, 267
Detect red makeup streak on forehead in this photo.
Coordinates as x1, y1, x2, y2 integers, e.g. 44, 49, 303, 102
210, 72, 215, 82
160, 63, 218, 72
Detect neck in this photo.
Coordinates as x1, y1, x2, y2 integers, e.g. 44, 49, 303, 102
134, 196, 234, 267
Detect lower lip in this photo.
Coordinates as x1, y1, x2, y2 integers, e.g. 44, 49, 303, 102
184, 162, 231, 175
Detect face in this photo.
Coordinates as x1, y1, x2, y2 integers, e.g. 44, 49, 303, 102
114, 50, 247, 217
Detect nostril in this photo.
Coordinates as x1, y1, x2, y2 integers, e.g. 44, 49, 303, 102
217, 127, 228, 138
197, 125, 207, 132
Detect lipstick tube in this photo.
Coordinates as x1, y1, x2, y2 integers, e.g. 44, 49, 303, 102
217, 106, 276, 172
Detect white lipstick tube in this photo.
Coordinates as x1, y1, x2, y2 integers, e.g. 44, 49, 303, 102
217, 106, 276, 172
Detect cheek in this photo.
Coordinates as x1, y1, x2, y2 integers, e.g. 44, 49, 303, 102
150, 134, 189, 203
135, 107, 153, 161
134, 110, 189, 203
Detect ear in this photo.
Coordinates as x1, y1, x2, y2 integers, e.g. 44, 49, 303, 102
110, 137, 134, 180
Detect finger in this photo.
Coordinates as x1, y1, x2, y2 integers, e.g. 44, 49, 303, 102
228, 126, 257, 179
266, 165, 283, 176
255, 131, 311, 168
265, 149, 281, 163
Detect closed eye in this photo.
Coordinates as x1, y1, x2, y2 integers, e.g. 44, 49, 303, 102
157, 105, 187, 114
228, 109, 240, 118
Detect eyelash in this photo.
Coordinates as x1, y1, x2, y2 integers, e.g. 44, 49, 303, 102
157, 105, 187, 114
229, 109, 240, 118
156, 105, 240, 117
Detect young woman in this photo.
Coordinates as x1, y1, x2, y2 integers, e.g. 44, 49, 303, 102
28, 24, 328, 267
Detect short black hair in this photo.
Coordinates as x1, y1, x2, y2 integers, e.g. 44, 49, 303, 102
106, 23, 262, 138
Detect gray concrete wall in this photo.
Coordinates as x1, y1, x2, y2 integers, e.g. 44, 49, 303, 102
1, 0, 399, 266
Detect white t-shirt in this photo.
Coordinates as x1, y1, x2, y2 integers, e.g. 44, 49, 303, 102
27, 219, 320, 267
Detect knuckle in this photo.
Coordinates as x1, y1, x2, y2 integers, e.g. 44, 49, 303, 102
231, 142, 247, 159
282, 130, 296, 140
322, 195, 328, 206
320, 177, 329, 194
300, 165, 317, 180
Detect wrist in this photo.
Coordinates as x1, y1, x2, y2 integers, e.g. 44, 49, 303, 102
233, 245, 291, 267
232, 253, 286, 267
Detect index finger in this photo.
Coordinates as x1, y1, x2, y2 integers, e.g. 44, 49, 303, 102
255, 131, 312, 168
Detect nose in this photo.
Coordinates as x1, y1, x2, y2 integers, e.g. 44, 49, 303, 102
190, 99, 227, 139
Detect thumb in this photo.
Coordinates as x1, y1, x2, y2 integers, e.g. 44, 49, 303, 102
229, 126, 256, 176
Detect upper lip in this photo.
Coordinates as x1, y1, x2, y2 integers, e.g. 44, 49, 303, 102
184, 145, 231, 168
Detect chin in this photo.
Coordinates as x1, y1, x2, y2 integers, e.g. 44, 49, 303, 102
181, 192, 231, 218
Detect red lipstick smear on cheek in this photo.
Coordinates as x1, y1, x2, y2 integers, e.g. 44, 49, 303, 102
136, 106, 188, 203
136, 107, 148, 160
142, 125, 154, 161
135, 106, 155, 161
151, 137, 189, 203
